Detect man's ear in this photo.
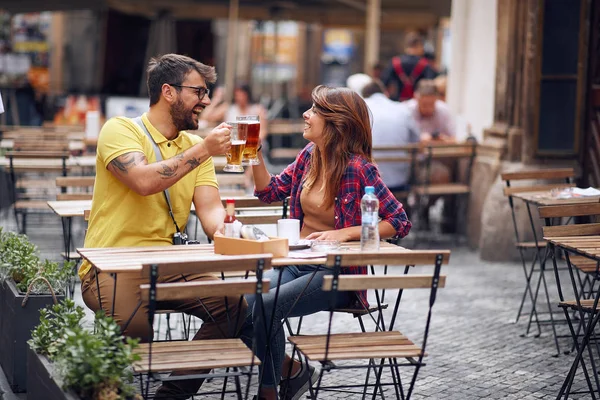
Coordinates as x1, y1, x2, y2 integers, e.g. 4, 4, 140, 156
162, 84, 176, 104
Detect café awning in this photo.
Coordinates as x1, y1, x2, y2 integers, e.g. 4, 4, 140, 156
2, 0, 451, 30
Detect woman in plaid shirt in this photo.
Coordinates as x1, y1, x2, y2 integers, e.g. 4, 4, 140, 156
246, 85, 411, 400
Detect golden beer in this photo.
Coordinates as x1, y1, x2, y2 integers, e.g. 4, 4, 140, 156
237, 115, 261, 166
227, 140, 246, 165
223, 122, 246, 172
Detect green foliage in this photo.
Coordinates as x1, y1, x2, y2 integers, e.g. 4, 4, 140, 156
0, 228, 72, 295
28, 298, 85, 359
29, 301, 141, 400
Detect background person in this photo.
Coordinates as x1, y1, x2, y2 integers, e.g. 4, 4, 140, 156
362, 80, 420, 193
382, 32, 437, 102
246, 85, 411, 400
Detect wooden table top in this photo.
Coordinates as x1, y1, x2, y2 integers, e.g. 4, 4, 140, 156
545, 235, 600, 262
77, 241, 403, 273
513, 191, 600, 206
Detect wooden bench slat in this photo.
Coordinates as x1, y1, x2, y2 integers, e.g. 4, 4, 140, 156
543, 223, 600, 238
413, 184, 470, 196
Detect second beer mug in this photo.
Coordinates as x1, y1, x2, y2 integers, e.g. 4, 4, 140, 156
237, 115, 260, 166
223, 122, 246, 172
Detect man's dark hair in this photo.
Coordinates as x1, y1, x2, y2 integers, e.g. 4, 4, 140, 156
147, 54, 217, 106
404, 32, 423, 49
361, 80, 386, 99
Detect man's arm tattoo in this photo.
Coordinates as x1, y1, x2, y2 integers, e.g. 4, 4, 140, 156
186, 157, 201, 171
109, 153, 146, 174
158, 162, 178, 178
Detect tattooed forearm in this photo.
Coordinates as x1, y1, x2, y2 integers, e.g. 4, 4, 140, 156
158, 162, 178, 178
110, 153, 146, 174
186, 157, 201, 171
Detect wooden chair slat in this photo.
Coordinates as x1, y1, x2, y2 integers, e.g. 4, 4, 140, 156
322, 275, 446, 291
140, 279, 268, 302
140, 254, 272, 277
503, 183, 575, 196
543, 223, 600, 238
538, 203, 600, 218
500, 168, 575, 181
6, 150, 70, 159
325, 250, 450, 267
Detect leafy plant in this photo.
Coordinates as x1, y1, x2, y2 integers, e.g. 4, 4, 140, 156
28, 298, 85, 359
0, 228, 72, 295
51, 311, 141, 400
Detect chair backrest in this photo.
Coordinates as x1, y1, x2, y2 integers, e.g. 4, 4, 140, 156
55, 176, 95, 200
141, 254, 272, 348
320, 249, 448, 365
500, 168, 575, 197
540, 203, 600, 238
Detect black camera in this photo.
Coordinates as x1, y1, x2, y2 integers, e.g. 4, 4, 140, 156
172, 232, 200, 245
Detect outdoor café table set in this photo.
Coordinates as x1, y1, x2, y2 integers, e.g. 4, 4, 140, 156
74, 239, 449, 399
508, 185, 600, 398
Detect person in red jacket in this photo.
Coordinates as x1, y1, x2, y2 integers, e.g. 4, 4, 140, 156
382, 32, 438, 101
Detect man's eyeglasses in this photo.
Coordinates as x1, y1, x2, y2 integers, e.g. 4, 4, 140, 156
169, 84, 210, 101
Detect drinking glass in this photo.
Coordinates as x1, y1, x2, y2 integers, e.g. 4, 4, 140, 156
237, 115, 260, 166
223, 122, 246, 172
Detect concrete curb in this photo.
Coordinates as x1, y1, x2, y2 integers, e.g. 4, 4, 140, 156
0, 364, 18, 400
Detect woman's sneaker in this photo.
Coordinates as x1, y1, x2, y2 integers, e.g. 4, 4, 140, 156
279, 364, 319, 400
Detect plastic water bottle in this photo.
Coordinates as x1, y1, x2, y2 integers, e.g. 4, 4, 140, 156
360, 186, 380, 251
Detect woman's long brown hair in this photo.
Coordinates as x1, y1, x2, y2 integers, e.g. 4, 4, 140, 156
303, 85, 372, 209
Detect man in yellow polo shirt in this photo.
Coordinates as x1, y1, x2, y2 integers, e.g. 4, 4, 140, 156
80, 54, 250, 399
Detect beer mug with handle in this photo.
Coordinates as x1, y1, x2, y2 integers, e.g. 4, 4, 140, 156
223, 122, 246, 172
237, 115, 261, 166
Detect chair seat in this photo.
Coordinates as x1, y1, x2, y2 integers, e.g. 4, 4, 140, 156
413, 184, 470, 196
559, 299, 600, 312
133, 339, 260, 373
289, 331, 422, 362
568, 256, 599, 273
335, 303, 389, 317
515, 241, 546, 248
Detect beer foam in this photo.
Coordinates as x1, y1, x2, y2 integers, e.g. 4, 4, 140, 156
231, 140, 246, 145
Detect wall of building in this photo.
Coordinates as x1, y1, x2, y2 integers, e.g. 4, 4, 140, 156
446, 0, 497, 141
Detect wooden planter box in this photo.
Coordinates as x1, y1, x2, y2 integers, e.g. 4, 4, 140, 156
27, 347, 79, 400
0, 279, 64, 392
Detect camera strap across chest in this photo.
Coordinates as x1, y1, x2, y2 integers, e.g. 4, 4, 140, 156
132, 116, 182, 234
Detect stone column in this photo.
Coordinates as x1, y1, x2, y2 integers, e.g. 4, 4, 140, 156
364, 0, 381, 73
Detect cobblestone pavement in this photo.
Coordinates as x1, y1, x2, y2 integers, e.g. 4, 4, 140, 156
0, 212, 595, 399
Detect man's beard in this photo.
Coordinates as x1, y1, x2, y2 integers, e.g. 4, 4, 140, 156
170, 98, 199, 132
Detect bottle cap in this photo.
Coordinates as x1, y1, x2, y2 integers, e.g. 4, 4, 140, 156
226, 199, 235, 204
365, 186, 375, 195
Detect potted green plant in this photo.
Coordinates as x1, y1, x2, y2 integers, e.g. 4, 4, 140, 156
0, 227, 72, 392
28, 299, 142, 400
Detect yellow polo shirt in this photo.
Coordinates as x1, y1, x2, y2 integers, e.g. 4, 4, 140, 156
79, 113, 218, 279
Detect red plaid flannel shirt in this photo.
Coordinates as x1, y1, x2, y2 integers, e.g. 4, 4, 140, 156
255, 143, 412, 307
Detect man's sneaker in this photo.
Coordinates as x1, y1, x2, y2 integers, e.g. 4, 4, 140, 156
279, 364, 319, 400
